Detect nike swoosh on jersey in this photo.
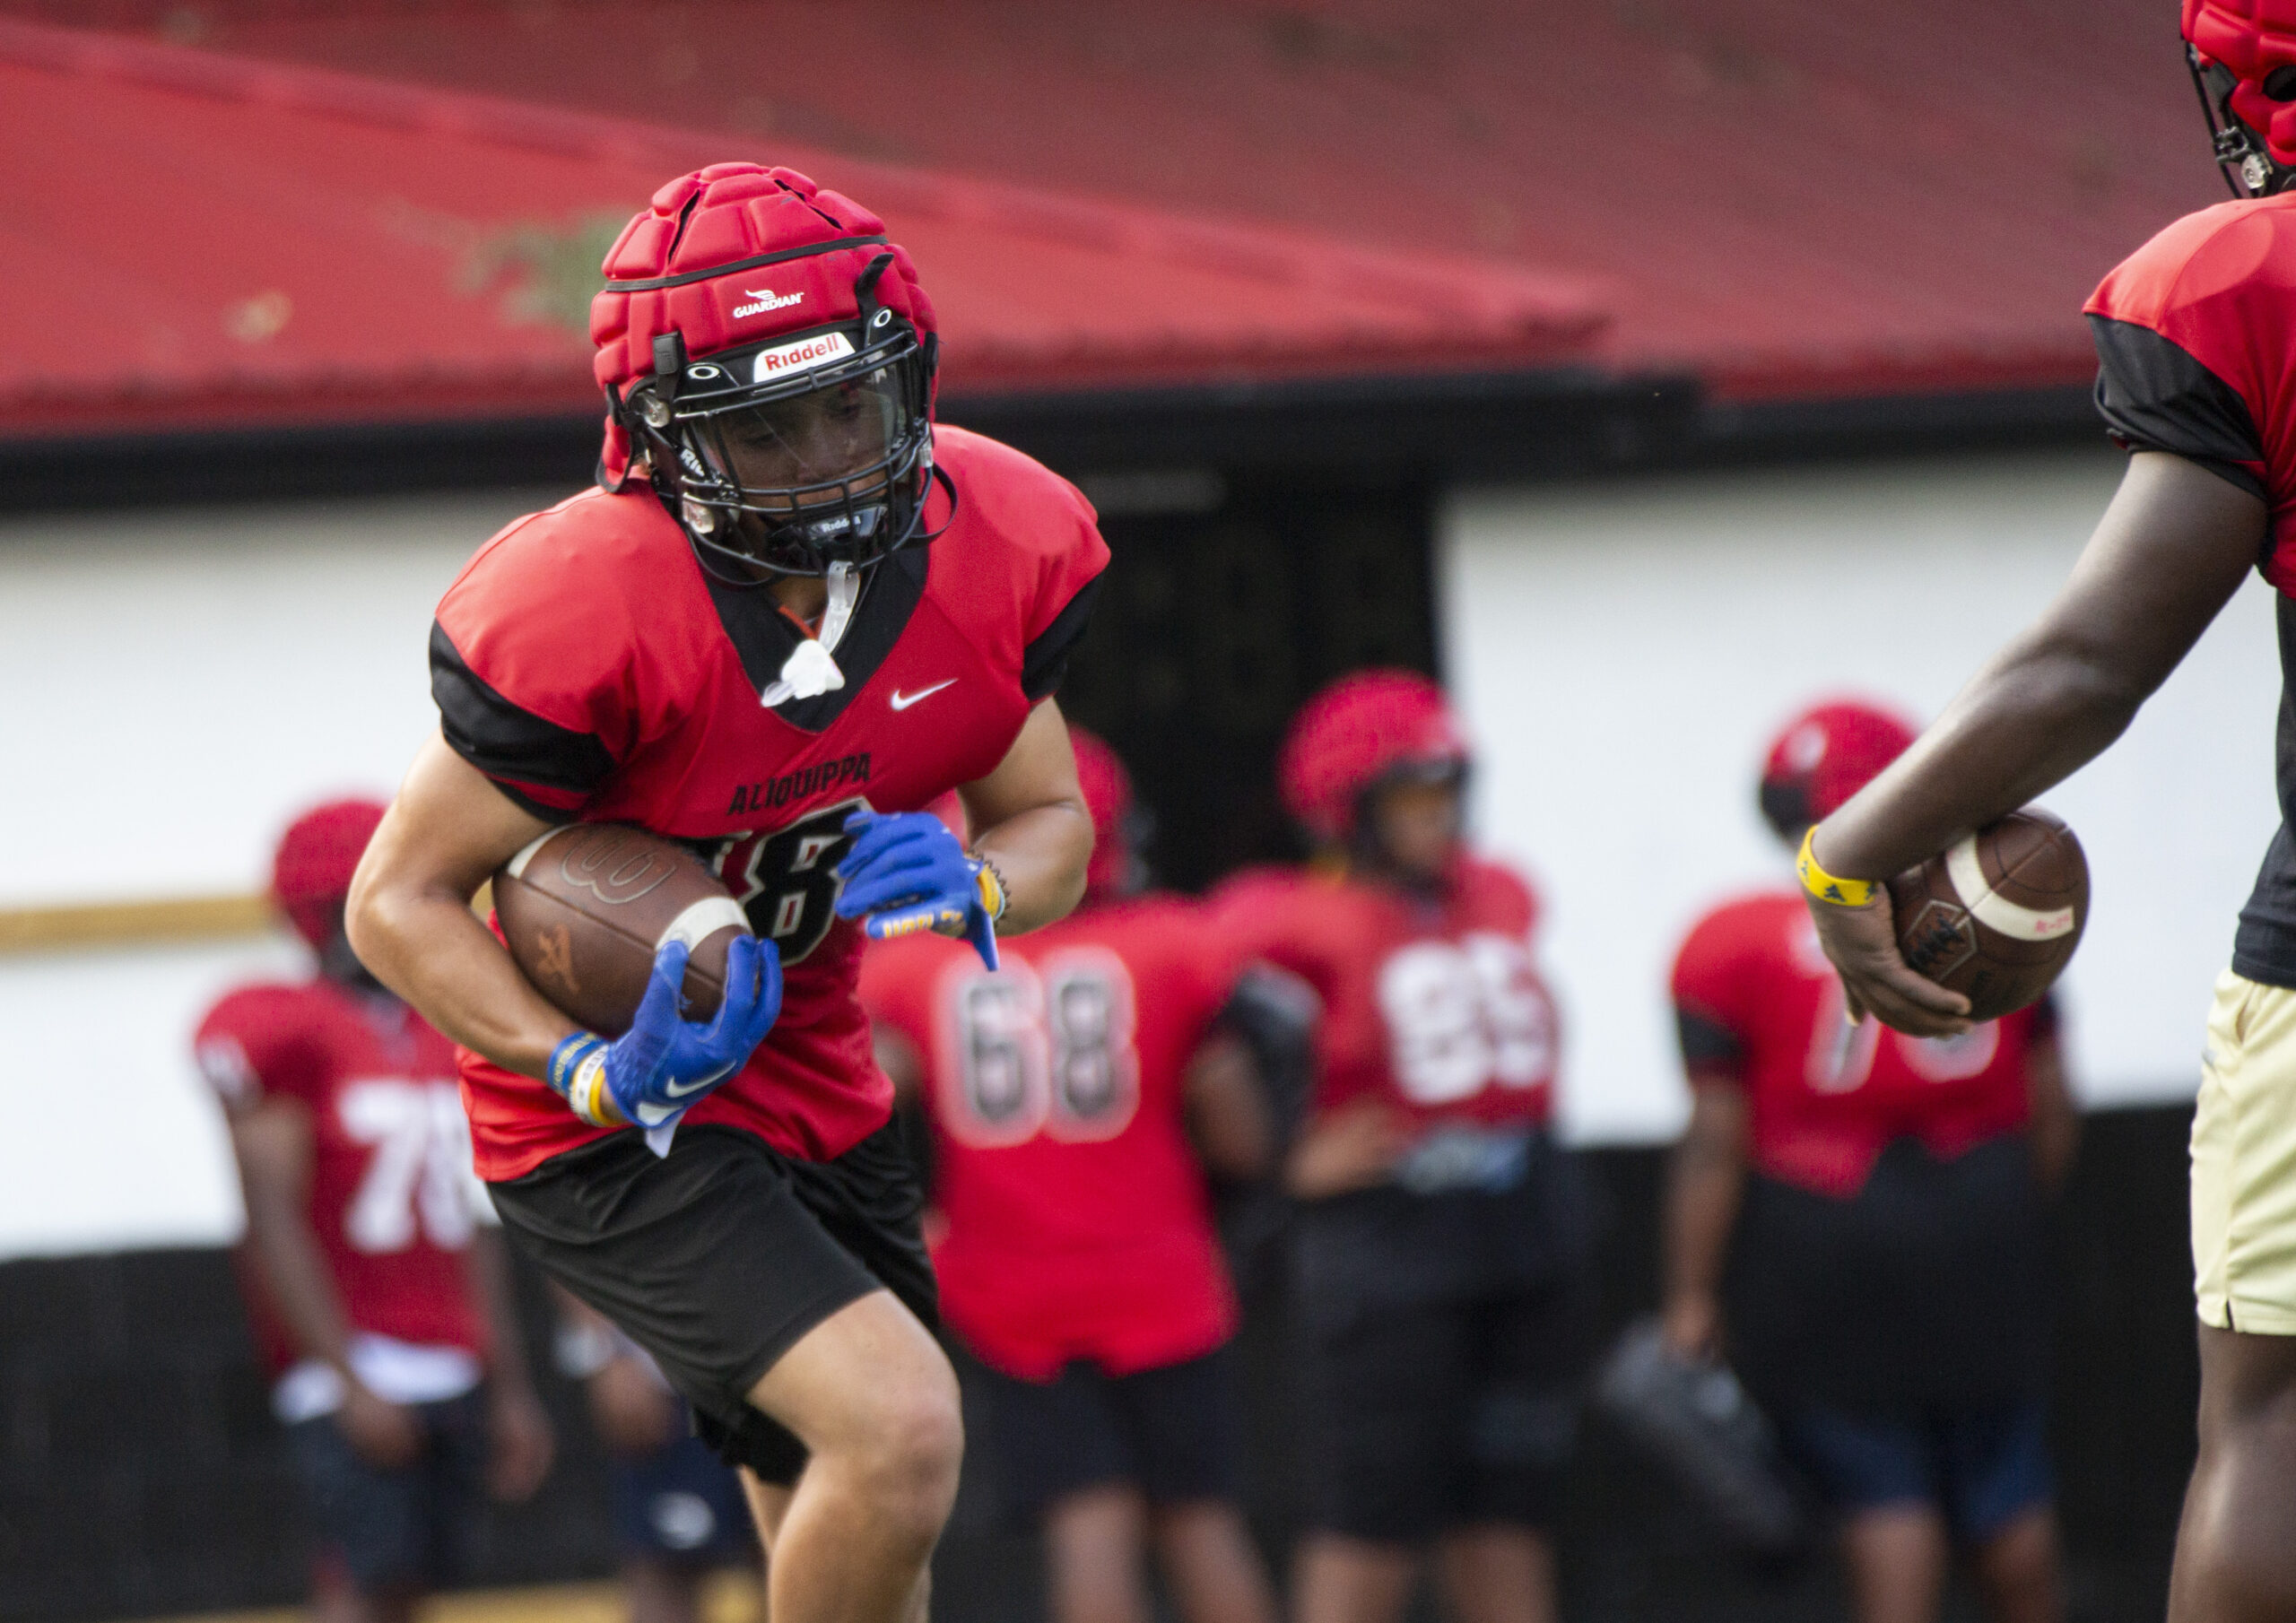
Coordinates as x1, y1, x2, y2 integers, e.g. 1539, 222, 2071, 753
890, 679, 957, 711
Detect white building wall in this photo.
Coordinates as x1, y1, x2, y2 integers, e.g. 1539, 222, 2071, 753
1438, 449, 2284, 1146
2, 454, 2278, 1254
0, 490, 550, 1256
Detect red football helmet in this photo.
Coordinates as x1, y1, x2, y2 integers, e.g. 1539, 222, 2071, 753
1068, 725, 1142, 899
1278, 670, 1471, 845
2185, 0, 2296, 195
272, 798, 387, 950
1757, 700, 1918, 838
591, 163, 942, 577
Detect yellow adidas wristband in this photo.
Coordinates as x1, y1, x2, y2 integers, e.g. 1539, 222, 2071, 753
1798, 827, 1879, 908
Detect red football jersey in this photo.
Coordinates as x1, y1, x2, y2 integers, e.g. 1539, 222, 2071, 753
430, 427, 1108, 1181
194, 982, 487, 1375
2086, 195, 2296, 985
1212, 856, 1559, 1130
858, 896, 1239, 1381
1670, 890, 2048, 1199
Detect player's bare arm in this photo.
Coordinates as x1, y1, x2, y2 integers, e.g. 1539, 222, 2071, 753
1182, 1033, 1276, 1184
461, 1227, 556, 1501
2024, 1029, 2080, 1197
1659, 1076, 1749, 1361
226, 1096, 422, 1469
955, 695, 1094, 934
346, 734, 574, 1080
1808, 452, 2266, 1034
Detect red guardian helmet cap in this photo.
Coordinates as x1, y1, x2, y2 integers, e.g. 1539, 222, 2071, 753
1278, 669, 1472, 845
2184, 0, 2296, 195
591, 163, 943, 578
1757, 700, 1918, 838
272, 798, 387, 950
1067, 725, 1142, 899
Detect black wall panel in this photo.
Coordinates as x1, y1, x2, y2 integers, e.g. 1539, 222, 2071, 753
0, 1106, 2200, 1623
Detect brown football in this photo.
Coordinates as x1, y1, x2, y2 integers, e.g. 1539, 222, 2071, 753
493, 823, 749, 1036
1888, 808, 2088, 1023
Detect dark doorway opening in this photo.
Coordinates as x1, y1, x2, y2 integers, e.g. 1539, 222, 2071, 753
1057, 468, 1439, 893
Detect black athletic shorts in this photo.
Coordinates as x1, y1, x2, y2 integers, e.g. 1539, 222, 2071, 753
1296, 1280, 1592, 1543
973, 1343, 1245, 1521
489, 1122, 936, 1484
285, 1390, 486, 1593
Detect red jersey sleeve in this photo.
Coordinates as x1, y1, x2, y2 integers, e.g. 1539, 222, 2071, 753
430, 494, 653, 817
193, 985, 326, 1114
929, 428, 1110, 704
1152, 898, 1245, 1042
2085, 200, 2284, 518
1669, 902, 1761, 1080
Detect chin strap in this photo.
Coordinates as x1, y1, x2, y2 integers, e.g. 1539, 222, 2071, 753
759, 561, 860, 707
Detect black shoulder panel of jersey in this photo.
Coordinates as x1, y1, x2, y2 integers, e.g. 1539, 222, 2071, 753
2088, 315, 2268, 501
1674, 1007, 1744, 1071
430, 621, 617, 816
1022, 571, 1104, 702
705, 544, 928, 733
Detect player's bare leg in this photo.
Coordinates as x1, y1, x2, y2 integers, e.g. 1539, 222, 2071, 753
746, 1290, 961, 1623
1149, 1500, 1278, 1623
1044, 1483, 1152, 1623
1970, 1506, 2062, 1623
1434, 1526, 1555, 1623
2168, 1325, 2296, 1623
1292, 1536, 1416, 1623
1839, 1506, 1948, 1623
740, 1469, 794, 1556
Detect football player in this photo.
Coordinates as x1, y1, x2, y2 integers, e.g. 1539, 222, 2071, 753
194, 800, 554, 1623
858, 728, 1280, 1623
1213, 671, 1590, 1623
1792, 7, 2296, 1616
345, 163, 1103, 1623
1664, 703, 2075, 1623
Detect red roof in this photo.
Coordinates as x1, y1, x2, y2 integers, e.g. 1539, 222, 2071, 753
0, 16, 1604, 439
30, 0, 2215, 404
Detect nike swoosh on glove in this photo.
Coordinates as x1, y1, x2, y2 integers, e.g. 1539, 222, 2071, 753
835, 809, 1003, 970
546, 934, 782, 1137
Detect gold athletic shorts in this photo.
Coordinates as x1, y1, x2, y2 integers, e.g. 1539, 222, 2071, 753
2193, 968, 2296, 1332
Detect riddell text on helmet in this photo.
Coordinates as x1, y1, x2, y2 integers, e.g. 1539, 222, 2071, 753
752, 331, 854, 382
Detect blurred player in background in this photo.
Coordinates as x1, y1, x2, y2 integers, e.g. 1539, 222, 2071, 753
1215, 670, 1590, 1623
860, 730, 1279, 1623
1795, 7, 2296, 1617
1664, 703, 2075, 1623
552, 1289, 757, 1623
349, 163, 1102, 1623
194, 800, 553, 1623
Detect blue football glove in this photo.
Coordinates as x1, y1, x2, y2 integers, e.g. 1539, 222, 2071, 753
545, 934, 782, 1136
835, 809, 1004, 970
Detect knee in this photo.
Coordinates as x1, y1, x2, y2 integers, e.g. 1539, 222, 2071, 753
839, 1364, 965, 1535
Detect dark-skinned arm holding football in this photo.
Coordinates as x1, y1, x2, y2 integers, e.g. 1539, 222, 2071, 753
1807, 452, 2266, 1036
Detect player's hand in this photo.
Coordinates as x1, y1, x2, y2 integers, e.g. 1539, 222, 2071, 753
1661, 1292, 1722, 1363
1803, 884, 1971, 1038
484, 1382, 555, 1502
547, 935, 782, 1132
335, 1380, 424, 1470
835, 810, 1003, 971
1283, 1099, 1410, 1199
588, 1355, 681, 1456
